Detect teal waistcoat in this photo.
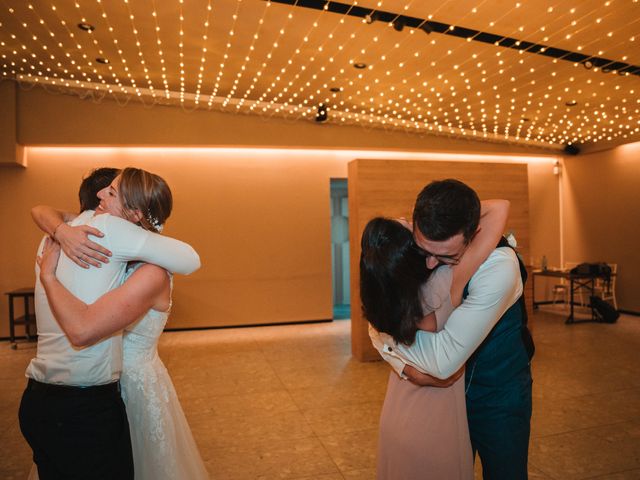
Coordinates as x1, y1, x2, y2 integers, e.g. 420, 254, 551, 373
464, 240, 533, 396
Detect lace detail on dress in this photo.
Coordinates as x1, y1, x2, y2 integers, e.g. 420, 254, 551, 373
121, 355, 176, 477
120, 263, 208, 480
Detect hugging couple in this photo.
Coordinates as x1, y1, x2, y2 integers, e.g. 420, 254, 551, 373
19, 167, 209, 479
362, 179, 534, 480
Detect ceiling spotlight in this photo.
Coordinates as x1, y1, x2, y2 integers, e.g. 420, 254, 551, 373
78, 22, 95, 32
329, 87, 342, 93
316, 104, 328, 123
95, 57, 110, 64
353, 62, 367, 69
392, 18, 406, 32
583, 60, 594, 69
364, 12, 378, 24
565, 100, 577, 107
420, 23, 434, 34
563, 144, 580, 155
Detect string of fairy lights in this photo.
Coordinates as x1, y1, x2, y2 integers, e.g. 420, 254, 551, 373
0, 0, 638, 148
259, 1, 334, 113
476, 2, 638, 143
405, 5, 562, 141
193, 0, 213, 106
149, 0, 169, 100
83, 0, 130, 100
0, 0, 632, 144
252, 0, 637, 144
222, 0, 269, 109
273, 0, 455, 129
267, 1, 518, 135
208, 0, 242, 104
122, 0, 153, 98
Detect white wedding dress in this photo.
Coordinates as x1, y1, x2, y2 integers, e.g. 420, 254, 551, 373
120, 268, 209, 480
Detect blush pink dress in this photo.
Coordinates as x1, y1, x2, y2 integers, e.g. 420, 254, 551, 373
377, 267, 473, 480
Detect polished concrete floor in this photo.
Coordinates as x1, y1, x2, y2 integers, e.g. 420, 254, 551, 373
1, 310, 639, 479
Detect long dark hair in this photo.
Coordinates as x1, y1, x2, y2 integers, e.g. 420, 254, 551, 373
360, 217, 430, 345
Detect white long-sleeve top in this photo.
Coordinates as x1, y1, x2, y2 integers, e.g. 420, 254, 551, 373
27, 211, 201, 386
369, 247, 522, 380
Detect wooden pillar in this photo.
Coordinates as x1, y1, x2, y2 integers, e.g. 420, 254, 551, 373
0, 81, 26, 167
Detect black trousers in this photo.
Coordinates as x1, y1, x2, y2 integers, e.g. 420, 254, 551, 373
19, 378, 134, 480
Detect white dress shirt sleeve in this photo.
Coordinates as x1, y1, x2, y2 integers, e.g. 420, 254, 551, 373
100, 214, 201, 274
369, 324, 408, 378
374, 248, 522, 379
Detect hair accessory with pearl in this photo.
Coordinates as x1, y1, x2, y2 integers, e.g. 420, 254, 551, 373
146, 211, 163, 233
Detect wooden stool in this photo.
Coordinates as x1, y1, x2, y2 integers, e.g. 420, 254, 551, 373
5, 288, 36, 349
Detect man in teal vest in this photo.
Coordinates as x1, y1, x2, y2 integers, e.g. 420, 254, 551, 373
371, 179, 533, 479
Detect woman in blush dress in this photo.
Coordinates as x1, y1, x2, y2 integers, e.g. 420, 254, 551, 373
360, 199, 509, 480
36, 168, 209, 480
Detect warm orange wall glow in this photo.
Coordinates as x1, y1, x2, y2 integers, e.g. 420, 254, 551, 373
0, 146, 561, 338
612, 141, 640, 165
28, 146, 556, 165
561, 144, 640, 312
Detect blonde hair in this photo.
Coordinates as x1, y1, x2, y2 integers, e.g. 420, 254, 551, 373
118, 167, 172, 232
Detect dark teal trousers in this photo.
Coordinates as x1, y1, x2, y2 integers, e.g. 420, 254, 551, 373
464, 241, 534, 479
466, 365, 532, 480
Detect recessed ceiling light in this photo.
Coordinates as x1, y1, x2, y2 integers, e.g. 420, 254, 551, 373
565, 100, 578, 107
329, 87, 342, 93
353, 62, 367, 69
78, 23, 95, 32
95, 57, 110, 64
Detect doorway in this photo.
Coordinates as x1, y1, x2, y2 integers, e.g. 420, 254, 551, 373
330, 179, 350, 319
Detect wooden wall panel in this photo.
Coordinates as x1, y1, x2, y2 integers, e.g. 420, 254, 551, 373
349, 159, 530, 361
0, 149, 340, 337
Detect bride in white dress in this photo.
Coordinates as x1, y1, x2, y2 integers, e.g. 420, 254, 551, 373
120, 265, 209, 479
35, 168, 209, 480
